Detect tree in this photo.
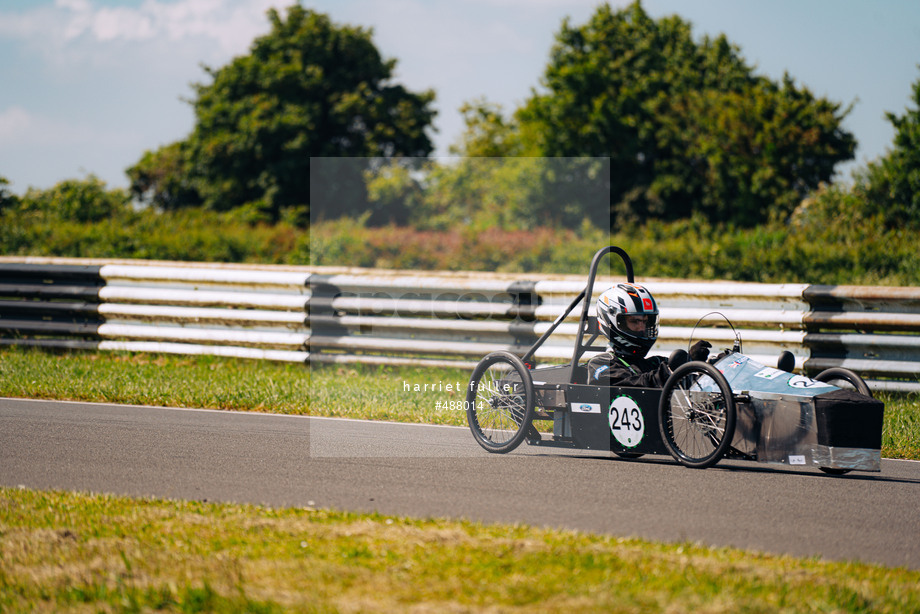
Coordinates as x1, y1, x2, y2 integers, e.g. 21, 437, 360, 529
508, 1, 854, 226
128, 5, 436, 223
651, 76, 856, 224
0, 175, 17, 213
442, 102, 610, 230
860, 67, 920, 227
449, 100, 523, 157
364, 156, 609, 231
127, 142, 200, 211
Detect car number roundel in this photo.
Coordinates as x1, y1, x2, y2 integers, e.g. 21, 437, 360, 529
609, 395, 644, 448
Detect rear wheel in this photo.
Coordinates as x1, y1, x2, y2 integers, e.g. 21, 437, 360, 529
814, 367, 872, 475
814, 367, 871, 396
659, 362, 736, 469
466, 351, 535, 454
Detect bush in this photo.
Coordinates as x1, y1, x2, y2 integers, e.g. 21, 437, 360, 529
17, 175, 131, 223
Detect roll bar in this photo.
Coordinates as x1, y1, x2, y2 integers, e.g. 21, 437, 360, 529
520, 246, 634, 383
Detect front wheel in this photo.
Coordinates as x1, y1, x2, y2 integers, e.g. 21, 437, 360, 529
659, 362, 736, 469
466, 351, 535, 454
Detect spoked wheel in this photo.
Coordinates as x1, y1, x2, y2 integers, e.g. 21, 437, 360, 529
814, 367, 873, 475
466, 351, 535, 454
659, 361, 736, 469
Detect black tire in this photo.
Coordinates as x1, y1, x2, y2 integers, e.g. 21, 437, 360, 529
466, 351, 535, 454
814, 367, 872, 397
659, 361, 737, 469
813, 368, 869, 476
613, 452, 644, 459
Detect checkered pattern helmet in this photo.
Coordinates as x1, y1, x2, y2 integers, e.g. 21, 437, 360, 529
596, 283, 660, 358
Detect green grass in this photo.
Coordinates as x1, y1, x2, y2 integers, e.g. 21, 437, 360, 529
0, 347, 470, 425
1, 487, 918, 613
0, 346, 917, 460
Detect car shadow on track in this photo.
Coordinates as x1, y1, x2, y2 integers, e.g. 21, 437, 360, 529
527, 451, 920, 485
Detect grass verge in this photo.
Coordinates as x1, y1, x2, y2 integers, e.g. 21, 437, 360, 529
0, 347, 468, 425
2, 487, 919, 613
1, 347, 917, 460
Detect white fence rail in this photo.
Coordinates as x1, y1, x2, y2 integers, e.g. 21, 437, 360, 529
1, 258, 919, 391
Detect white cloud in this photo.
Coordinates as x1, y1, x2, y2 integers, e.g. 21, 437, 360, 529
0, 1, 294, 189
2, 0, 281, 58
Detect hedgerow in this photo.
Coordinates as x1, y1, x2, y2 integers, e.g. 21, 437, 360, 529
2, 174, 916, 285
1, 207, 916, 286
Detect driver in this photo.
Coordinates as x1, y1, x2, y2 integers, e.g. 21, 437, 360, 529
587, 283, 710, 387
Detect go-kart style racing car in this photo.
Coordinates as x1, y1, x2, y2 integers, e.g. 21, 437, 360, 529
465, 247, 884, 474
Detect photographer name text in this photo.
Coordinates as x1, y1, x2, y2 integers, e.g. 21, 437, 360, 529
402, 381, 469, 393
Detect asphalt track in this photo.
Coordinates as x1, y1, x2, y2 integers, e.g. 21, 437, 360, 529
2, 397, 919, 570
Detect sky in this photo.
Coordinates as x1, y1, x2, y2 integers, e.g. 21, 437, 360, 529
1, 0, 918, 193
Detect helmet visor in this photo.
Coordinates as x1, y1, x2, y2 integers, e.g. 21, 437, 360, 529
616, 313, 659, 339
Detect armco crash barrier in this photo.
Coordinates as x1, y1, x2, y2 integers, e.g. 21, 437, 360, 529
1, 258, 919, 392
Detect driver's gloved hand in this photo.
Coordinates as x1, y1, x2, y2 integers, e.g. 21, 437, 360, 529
689, 340, 711, 362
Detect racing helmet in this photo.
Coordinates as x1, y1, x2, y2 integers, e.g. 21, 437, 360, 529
596, 283, 659, 358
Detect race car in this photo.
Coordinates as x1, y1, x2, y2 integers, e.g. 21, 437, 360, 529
465, 247, 884, 474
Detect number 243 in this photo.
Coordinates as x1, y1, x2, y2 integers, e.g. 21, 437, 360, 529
610, 407, 642, 431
